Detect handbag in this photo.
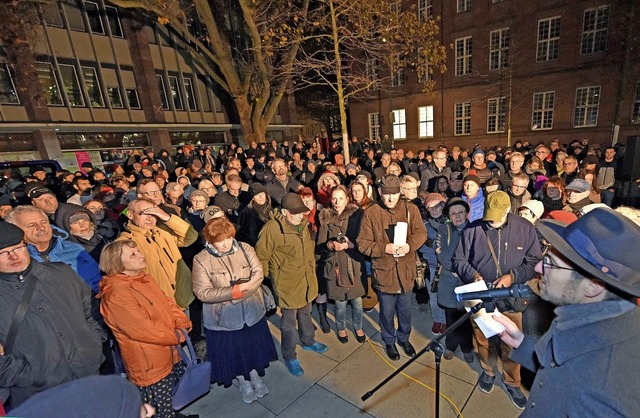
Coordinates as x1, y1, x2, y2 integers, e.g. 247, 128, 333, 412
405, 203, 429, 288
172, 329, 212, 410
237, 242, 277, 313
485, 235, 530, 313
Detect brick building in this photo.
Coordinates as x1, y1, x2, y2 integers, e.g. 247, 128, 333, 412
348, 0, 640, 151
0, 0, 300, 163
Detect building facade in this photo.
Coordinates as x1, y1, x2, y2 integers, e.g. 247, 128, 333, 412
349, 0, 640, 151
0, 0, 300, 164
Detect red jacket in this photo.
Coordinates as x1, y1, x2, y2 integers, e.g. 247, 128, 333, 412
98, 272, 192, 387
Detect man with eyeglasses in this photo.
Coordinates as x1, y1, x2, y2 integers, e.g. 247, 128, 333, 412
0, 222, 104, 409
506, 173, 532, 215
453, 191, 542, 410
420, 149, 452, 193
117, 198, 198, 309
534, 144, 557, 177
135, 178, 183, 223
561, 155, 579, 185
494, 208, 640, 416
500, 151, 525, 190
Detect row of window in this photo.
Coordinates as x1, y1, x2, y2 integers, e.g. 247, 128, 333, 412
44, 0, 124, 38
366, 83, 640, 140
455, 6, 610, 75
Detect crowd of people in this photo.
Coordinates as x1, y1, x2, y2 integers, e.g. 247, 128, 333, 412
0, 134, 639, 416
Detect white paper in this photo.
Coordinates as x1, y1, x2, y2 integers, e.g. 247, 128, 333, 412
455, 281, 505, 338
394, 222, 407, 245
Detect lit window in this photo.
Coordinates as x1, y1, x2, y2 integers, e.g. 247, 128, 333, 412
184, 78, 197, 111
418, 106, 434, 138
581, 6, 609, 54
489, 28, 509, 70
126, 89, 140, 109
157, 75, 169, 109
81, 66, 104, 107
458, 0, 471, 13
59, 64, 84, 107
455, 101, 471, 135
391, 109, 406, 140
36, 62, 63, 105
0, 64, 19, 104
108, 87, 123, 109
455, 36, 472, 76
418, 0, 433, 23
169, 76, 184, 110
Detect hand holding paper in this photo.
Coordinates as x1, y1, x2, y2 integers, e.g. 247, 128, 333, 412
455, 281, 505, 338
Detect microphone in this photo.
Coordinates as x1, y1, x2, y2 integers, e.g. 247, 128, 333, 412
457, 284, 533, 302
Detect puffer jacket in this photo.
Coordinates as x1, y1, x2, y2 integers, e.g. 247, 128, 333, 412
463, 188, 485, 222
316, 204, 365, 301
97, 272, 191, 387
28, 226, 102, 293
117, 215, 198, 308
255, 210, 317, 309
357, 199, 428, 294
192, 241, 265, 331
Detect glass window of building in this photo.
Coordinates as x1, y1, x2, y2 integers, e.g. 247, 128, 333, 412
43, 1, 64, 28
458, 0, 471, 13
455, 36, 472, 76
0, 64, 20, 104
59, 64, 84, 106
35, 62, 63, 105
108, 86, 123, 108
487, 97, 507, 133
455, 101, 471, 135
169, 76, 184, 110
126, 89, 140, 109
418, 0, 433, 23
633, 82, 640, 123
184, 77, 197, 111
391, 109, 406, 140
366, 59, 378, 91
81, 66, 105, 107
537, 16, 560, 62
574, 86, 600, 127
368, 113, 381, 141
418, 106, 434, 138
532, 91, 554, 130
157, 75, 169, 109
581, 6, 609, 55
85, 2, 105, 35
489, 28, 509, 70
105, 5, 124, 38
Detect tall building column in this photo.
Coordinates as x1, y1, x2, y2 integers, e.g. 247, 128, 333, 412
33, 129, 62, 160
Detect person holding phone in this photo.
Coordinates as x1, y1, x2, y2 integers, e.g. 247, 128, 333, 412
191, 217, 277, 404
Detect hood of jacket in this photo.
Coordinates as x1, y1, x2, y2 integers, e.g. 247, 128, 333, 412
318, 203, 359, 224
97, 271, 149, 298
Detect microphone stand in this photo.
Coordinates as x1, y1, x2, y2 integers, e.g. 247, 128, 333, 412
362, 301, 490, 418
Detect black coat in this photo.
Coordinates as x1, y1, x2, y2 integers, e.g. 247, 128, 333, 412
0, 261, 104, 408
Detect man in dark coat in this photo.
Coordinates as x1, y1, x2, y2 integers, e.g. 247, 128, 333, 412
0, 223, 104, 409
494, 208, 640, 416
452, 191, 542, 410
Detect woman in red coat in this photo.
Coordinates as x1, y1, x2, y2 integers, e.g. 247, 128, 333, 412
98, 240, 192, 418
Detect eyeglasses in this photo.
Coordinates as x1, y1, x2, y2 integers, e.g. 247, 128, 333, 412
512, 184, 528, 189
449, 210, 467, 217
541, 256, 575, 274
85, 206, 104, 212
0, 243, 28, 259
140, 190, 162, 196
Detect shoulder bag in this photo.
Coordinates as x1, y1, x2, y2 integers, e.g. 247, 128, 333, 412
172, 329, 212, 410
237, 242, 277, 313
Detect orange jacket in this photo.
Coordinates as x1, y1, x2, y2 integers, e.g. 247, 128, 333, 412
97, 272, 192, 387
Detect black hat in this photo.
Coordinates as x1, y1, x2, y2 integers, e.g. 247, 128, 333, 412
0, 193, 14, 207
24, 182, 54, 200
379, 174, 401, 194
281, 193, 309, 214
250, 182, 267, 197
0, 222, 24, 250
29, 166, 46, 175
537, 208, 640, 297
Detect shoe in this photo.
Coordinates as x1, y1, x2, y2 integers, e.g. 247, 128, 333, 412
302, 341, 328, 353
438, 323, 447, 333
477, 372, 495, 393
251, 378, 269, 398
317, 302, 331, 334
505, 385, 527, 410
444, 350, 455, 360
355, 330, 366, 343
337, 331, 348, 344
385, 344, 400, 361
431, 322, 445, 335
285, 359, 304, 376
239, 381, 257, 404
397, 340, 416, 357
463, 351, 475, 364
364, 306, 376, 313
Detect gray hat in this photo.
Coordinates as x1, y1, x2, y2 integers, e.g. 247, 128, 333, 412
281, 193, 309, 215
565, 179, 591, 193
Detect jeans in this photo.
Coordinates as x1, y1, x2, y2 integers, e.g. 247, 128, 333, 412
378, 290, 413, 345
334, 297, 363, 331
280, 303, 315, 361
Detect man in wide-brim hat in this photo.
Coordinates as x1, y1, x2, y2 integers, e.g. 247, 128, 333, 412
494, 208, 640, 416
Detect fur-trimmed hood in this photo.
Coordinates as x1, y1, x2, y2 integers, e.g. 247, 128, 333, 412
319, 203, 359, 224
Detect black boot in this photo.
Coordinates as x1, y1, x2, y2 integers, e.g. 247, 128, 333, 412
317, 302, 331, 334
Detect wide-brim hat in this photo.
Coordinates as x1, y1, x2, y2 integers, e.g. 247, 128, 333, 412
537, 208, 640, 297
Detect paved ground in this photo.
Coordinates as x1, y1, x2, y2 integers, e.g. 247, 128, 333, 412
184, 301, 526, 418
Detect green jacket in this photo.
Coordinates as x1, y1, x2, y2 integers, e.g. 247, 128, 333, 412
255, 210, 317, 309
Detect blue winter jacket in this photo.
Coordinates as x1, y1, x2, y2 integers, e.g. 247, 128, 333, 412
27, 225, 102, 292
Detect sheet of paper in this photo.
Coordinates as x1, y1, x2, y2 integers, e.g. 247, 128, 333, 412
455, 281, 506, 338
394, 222, 407, 245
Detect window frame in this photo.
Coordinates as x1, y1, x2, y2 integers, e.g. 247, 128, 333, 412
366, 58, 378, 91
184, 77, 198, 111
368, 112, 381, 142
418, 105, 434, 138
156, 74, 169, 110
390, 54, 404, 87
58, 63, 85, 107
537, 16, 561, 62
35, 62, 64, 106
107, 86, 124, 109
0, 64, 20, 105
84, 1, 105, 35
573, 86, 601, 128
531, 91, 555, 130
81, 66, 105, 108
489, 27, 510, 71
487, 97, 507, 134
581, 5, 609, 55
454, 101, 471, 136
457, 0, 472, 13
455, 36, 472, 76
633, 81, 640, 123
105, 5, 124, 38
391, 109, 407, 140
418, 0, 433, 23
168, 75, 184, 111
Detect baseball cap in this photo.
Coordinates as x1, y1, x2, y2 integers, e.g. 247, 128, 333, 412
25, 182, 55, 200
565, 179, 591, 193
519, 199, 544, 220
483, 191, 511, 222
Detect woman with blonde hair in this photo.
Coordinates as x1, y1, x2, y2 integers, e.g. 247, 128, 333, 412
98, 240, 192, 418
192, 217, 277, 403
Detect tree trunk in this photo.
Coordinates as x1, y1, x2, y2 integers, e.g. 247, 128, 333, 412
235, 96, 267, 145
